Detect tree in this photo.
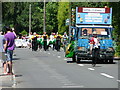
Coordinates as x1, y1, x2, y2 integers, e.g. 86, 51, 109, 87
31, 2, 44, 34
109, 2, 120, 56
57, 2, 69, 34
46, 2, 58, 35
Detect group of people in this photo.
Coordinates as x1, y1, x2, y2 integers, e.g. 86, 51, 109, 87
28, 32, 68, 52
0, 27, 16, 75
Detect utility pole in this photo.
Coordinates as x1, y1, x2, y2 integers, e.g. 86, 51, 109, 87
43, 0, 46, 33
0, 2, 2, 32
69, 2, 71, 43
29, 4, 31, 36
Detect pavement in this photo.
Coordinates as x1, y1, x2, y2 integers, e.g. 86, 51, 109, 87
0, 59, 16, 89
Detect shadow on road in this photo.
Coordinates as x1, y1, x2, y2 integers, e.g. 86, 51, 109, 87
13, 58, 20, 60
15, 74, 23, 77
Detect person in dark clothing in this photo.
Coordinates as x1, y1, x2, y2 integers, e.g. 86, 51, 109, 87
32, 32, 38, 51
42, 32, 48, 51
55, 32, 61, 51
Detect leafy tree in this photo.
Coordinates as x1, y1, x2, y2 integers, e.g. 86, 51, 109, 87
2, 2, 120, 57
31, 2, 44, 34
109, 2, 120, 56
46, 2, 58, 35
57, 2, 69, 34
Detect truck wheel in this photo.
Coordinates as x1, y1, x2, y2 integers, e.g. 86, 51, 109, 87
105, 59, 108, 63
75, 55, 79, 63
72, 54, 76, 62
100, 59, 104, 63
109, 59, 113, 63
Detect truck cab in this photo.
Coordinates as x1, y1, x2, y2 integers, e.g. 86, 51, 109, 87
71, 25, 114, 63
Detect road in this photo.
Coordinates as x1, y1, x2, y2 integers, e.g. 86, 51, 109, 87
12, 48, 119, 88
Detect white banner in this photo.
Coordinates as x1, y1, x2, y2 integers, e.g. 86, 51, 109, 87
83, 8, 105, 13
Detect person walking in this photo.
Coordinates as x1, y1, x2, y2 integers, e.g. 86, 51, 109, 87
32, 32, 38, 51
0, 31, 6, 74
50, 32, 55, 50
55, 32, 62, 51
4, 27, 16, 75
62, 32, 68, 52
37, 35, 42, 50
42, 32, 48, 51
90, 31, 100, 67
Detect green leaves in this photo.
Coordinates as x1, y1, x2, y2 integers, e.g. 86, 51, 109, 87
57, 2, 69, 34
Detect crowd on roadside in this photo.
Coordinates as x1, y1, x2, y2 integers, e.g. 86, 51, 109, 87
15, 31, 69, 52
0, 26, 69, 75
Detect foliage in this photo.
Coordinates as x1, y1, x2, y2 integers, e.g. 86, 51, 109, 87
109, 2, 120, 57
46, 2, 58, 35
2, 2, 120, 56
20, 29, 28, 36
57, 2, 69, 34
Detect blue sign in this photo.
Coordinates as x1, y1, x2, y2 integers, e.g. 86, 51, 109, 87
76, 7, 112, 25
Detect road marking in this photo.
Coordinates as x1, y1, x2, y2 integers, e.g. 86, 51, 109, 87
100, 73, 114, 79
12, 70, 17, 88
64, 58, 67, 61
64, 83, 75, 85
78, 64, 84, 67
117, 80, 120, 82
62, 85, 84, 88
48, 53, 50, 55
88, 68, 95, 71
58, 56, 61, 58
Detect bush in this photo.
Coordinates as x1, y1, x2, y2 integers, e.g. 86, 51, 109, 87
21, 30, 28, 36
116, 45, 120, 57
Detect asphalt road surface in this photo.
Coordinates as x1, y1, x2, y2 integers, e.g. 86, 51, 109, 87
12, 48, 119, 88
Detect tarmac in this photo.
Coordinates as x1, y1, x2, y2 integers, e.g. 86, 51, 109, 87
0, 56, 119, 89
0, 59, 16, 89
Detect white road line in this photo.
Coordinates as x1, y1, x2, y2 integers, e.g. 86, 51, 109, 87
64, 83, 75, 85
88, 68, 95, 71
117, 80, 120, 82
62, 85, 84, 88
100, 73, 114, 79
58, 56, 61, 58
78, 64, 84, 67
12, 75, 17, 88
12, 70, 17, 88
